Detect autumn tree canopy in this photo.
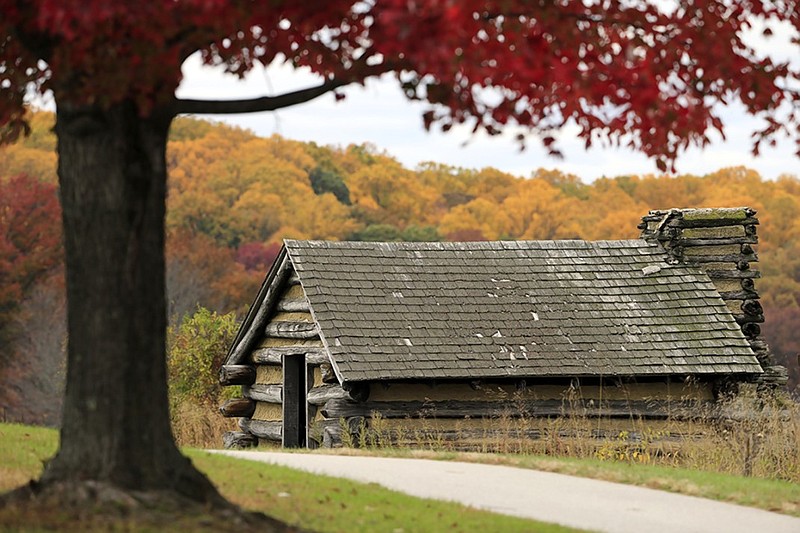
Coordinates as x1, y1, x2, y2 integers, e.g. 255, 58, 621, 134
1, 0, 798, 514
3, 1, 798, 166
4, 113, 800, 415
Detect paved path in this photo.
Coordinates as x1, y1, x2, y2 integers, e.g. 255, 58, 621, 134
214, 451, 800, 533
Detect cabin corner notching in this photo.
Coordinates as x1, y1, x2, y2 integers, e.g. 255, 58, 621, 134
219, 207, 782, 450
219, 251, 346, 448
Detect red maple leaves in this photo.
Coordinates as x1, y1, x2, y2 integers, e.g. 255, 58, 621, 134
372, 1, 799, 169
1, 1, 798, 168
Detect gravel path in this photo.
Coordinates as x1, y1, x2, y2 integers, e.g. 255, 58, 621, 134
214, 450, 800, 533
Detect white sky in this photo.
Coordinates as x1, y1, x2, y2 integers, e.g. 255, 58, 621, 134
175, 19, 799, 183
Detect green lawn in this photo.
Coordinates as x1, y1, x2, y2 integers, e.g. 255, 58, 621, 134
0, 424, 58, 490
508, 454, 800, 516
0, 423, 577, 532
310, 447, 800, 517
4, 421, 799, 532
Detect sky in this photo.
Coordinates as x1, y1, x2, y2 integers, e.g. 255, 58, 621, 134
175, 23, 799, 183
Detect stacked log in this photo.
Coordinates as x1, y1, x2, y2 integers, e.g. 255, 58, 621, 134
219, 360, 259, 448
219, 364, 255, 386
223, 431, 258, 449
320, 397, 712, 420
318, 379, 715, 448
639, 207, 787, 387
220, 268, 350, 448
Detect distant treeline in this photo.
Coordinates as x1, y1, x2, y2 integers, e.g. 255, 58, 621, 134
1, 112, 798, 425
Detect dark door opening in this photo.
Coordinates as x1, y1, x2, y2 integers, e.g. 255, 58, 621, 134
282, 354, 307, 448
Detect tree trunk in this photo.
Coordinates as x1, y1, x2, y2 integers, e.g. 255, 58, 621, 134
41, 101, 223, 504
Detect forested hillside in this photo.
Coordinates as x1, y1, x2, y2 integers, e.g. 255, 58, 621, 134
2, 112, 799, 424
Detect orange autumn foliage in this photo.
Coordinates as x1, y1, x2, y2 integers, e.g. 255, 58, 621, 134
2, 113, 799, 394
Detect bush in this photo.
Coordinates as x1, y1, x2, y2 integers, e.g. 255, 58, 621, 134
167, 306, 239, 446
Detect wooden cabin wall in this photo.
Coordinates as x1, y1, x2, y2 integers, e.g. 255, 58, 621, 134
317, 379, 716, 448
220, 270, 350, 448
221, 258, 744, 450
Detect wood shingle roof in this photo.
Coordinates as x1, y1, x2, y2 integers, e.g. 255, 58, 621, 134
284, 239, 762, 382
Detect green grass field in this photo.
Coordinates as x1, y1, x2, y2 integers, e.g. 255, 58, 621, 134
287, 445, 800, 517
3, 422, 799, 532
0, 423, 577, 532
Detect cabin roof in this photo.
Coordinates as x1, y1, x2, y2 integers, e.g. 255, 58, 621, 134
276, 239, 761, 382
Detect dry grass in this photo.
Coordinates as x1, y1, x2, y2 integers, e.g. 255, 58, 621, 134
683, 390, 800, 482
171, 400, 237, 449
0, 424, 578, 533
342, 387, 800, 484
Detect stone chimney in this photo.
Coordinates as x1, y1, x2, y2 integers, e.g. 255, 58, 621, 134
639, 207, 787, 387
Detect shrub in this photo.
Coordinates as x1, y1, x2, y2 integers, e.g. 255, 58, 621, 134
167, 306, 239, 446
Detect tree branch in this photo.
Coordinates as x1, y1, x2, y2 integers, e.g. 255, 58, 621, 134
171, 78, 348, 116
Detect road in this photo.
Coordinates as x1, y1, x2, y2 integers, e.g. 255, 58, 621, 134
214, 450, 800, 533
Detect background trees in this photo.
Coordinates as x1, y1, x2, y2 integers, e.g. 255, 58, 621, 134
0, 174, 62, 333
1, 113, 799, 403
0, 172, 63, 426
167, 307, 239, 447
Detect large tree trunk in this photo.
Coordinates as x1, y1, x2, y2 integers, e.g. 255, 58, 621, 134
41, 101, 222, 503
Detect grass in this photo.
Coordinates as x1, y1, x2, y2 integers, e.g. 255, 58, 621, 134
170, 399, 238, 449
5, 396, 800, 530
167, 385, 800, 520
510, 454, 800, 515
0, 424, 58, 491
187, 450, 576, 533
315, 447, 800, 516
0, 423, 577, 532
340, 386, 800, 484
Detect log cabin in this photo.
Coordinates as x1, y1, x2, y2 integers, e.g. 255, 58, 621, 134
218, 207, 786, 449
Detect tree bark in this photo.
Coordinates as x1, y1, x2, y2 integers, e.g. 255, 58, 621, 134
41, 101, 223, 504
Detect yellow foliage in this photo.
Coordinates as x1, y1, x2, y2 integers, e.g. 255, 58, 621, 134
5, 113, 800, 391
439, 197, 510, 240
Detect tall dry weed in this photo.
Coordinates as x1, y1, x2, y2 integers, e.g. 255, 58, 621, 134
339, 385, 800, 483
171, 400, 237, 448
681, 388, 800, 481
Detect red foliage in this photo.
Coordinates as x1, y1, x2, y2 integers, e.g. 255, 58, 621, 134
166, 230, 261, 319
0, 174, 62, 324
374, 1, 799, 168
235, 241, 282, 272
1, 2, 798, 166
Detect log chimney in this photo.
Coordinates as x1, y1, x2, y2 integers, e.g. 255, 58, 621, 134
639, 207, 787, 387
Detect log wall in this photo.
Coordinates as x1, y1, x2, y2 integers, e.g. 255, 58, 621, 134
220, 268, 349, 448
368, 380, 712, 402
639, 207, 788, 387
315, 378, 716, 448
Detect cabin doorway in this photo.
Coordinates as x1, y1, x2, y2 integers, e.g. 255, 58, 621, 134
282, 354, 309, 447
